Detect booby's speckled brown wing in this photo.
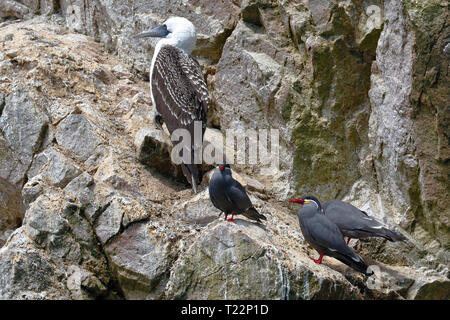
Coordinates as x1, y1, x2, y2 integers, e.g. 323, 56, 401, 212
151, 44, 209, 135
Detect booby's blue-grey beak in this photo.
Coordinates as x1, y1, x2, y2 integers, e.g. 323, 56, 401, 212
135, 24, 170, 39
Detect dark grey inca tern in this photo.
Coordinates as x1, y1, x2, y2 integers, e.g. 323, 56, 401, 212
209, 164, 267, 223
322, 200, 406, 244
289, 195, 373, 276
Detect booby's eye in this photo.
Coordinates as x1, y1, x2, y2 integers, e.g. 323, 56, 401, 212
161, 24, 170, 35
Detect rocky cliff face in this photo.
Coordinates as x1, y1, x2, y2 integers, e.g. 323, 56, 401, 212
0, 0, 448, 299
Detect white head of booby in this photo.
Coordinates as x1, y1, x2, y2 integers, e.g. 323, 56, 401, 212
135, 16, 197, 54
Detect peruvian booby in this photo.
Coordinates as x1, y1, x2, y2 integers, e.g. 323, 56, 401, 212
289, 195, 373, 276
135, 17, 209, 193
209, 164, 267, 223
322, 200, 406, 244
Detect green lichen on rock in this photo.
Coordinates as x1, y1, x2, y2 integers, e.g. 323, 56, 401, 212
358, 26, 382, 56
321, 5, 354, 39
291, 108, 352, 199
414, 279, 450, 300
404, 0, 450, 248
311, 39, 334, 104
290, 3, 374, 200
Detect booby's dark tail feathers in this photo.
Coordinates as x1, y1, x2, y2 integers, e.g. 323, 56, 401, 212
181, 163, 199, 193
243, 207, 267, 222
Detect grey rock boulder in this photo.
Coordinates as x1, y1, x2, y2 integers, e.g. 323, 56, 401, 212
0, 229, 70, 299
0, 87, 49, 172
29, 147, 81, 188
171, 190, 220, 226
0, 135, 27, 186
105, 221, 178, 299
165, 221, 363, 299
95, 197, 125, 245
55, 114, 103, 162
0, 177, 25, 246
0, 0, 31, 20
134, 127, 184, 181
